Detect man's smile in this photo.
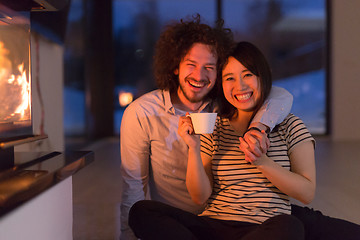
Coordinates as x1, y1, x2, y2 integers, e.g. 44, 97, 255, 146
186, 78, 209, 89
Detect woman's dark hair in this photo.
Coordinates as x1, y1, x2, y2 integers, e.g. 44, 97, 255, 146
153, 14, 233, 99
218, 41, 272, 119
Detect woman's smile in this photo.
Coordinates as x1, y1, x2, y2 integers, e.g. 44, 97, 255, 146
234, 92, 253, 102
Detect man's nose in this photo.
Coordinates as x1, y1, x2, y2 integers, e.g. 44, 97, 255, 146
191, 67, 206, 80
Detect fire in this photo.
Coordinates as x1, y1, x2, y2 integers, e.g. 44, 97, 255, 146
9, 63, 30, 119
0, 41, 31, 122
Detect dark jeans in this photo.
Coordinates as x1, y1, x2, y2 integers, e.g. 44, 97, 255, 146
291, 204, 360, 240
129, 200, 304, 240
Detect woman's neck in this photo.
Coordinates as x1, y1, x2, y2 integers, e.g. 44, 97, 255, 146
229, 110, 254, 134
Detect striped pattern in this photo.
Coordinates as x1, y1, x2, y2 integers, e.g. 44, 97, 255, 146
199, 113, 314, 224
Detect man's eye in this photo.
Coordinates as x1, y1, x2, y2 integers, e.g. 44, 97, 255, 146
205, 66, 215, 71
224, 77, 234, 81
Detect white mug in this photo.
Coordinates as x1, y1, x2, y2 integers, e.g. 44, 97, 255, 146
189, 113, 217, 134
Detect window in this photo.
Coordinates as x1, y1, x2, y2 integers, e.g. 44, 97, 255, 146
64, 0, 86, 146
223, 0, 327, 134
64, 0, 327, 137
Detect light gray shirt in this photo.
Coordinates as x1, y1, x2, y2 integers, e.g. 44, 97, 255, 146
120, 86, 293, 239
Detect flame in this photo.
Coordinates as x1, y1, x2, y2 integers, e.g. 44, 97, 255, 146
8, 63, 30, 119
0, 41, 31, 122
0, 41, 11, 81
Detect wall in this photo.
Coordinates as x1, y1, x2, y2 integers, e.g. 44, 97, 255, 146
15, 33, 64, 152
0, 177, 73, 240
331, 0, 360, 141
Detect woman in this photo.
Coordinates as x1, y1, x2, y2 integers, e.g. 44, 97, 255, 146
128, 42, 359, 240
180, 41, 314, 239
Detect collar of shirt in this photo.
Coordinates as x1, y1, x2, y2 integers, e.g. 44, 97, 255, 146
163, 90, 213, 115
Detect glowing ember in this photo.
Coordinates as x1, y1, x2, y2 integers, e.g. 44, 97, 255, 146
0, 41, 31, 122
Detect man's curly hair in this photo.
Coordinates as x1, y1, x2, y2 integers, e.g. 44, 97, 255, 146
153, 14, 233, 99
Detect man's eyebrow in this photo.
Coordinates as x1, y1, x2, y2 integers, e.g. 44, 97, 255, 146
206, 63, 216, 66
184, 59, 196, 63
184, 59, 216, 66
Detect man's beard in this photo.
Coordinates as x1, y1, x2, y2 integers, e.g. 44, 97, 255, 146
178, 83, 207, 103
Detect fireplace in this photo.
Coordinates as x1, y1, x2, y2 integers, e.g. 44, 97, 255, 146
0, 2, 94, 228
0, 3, 47, 169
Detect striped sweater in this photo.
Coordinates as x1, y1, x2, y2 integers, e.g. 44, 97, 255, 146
199, 113, 314, 224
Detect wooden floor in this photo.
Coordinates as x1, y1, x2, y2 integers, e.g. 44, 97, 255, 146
71, 136, 360, 240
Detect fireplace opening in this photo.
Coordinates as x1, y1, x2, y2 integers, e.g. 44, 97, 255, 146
0, 4, 32, 143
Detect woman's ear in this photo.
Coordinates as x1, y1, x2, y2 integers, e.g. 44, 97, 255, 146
174, 68, 179, 75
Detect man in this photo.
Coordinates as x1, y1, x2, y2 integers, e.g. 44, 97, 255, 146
120, 15, 292, 239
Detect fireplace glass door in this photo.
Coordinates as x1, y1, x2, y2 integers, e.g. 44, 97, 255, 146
0, 5, 32, 141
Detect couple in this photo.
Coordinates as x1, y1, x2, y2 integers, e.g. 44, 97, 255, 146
120, 15, 360, 239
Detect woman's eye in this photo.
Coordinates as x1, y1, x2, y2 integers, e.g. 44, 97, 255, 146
243, 73, 253, 78
224, 77, 234, 81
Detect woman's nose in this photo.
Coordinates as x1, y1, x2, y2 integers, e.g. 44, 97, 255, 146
236, 78, 247, 89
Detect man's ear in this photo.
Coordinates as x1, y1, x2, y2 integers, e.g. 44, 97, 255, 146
174, 68, 179, 75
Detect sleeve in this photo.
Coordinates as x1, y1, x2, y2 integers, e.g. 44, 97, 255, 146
285, 114, 315, 154
251, 86, 293, 131
120, 103, 150, 240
